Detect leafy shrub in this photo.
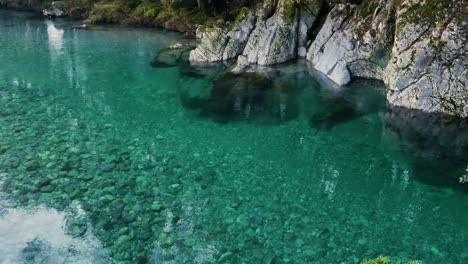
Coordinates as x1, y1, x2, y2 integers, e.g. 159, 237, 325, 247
88, 2, 126, 23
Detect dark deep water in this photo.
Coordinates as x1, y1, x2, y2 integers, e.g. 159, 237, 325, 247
0, 10, 467, 264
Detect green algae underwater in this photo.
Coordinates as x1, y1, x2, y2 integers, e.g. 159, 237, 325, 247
0, 10, 467, 264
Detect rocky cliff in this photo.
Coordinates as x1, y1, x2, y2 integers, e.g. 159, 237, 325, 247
189, 0, 467, 118
385, 0, 467, 117
190, 0, 321, 65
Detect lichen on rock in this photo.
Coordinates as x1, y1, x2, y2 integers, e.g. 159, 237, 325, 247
188, 26, 229, 63
189, 0, 322, 67
304, 0, 466, 117
222, 11, 256, 61
385, 0, 468, 117
242, 0, 300, 65
306, 0, 395, 85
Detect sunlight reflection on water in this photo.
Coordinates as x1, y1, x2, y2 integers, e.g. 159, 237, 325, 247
0, 205, 109, 264
46, 21, 64, 53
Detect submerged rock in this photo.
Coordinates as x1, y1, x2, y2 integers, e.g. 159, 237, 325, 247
151, 42, 194, 68
22, 238, 51, 263
385, 0, 468, 117
200, 72, 274, 122
65, 215, 87, 237
308, 96, 359, 130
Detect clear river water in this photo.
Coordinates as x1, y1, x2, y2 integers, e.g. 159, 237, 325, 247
0, 10, 467, 264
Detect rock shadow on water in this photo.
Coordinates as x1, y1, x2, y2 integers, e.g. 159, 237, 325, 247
307, 95, 360, 130
305, 77, 387, 131
150, 44, 193, 68
180, 71, 302, 124
179, 60, 228, 79
385, 106, 468, 191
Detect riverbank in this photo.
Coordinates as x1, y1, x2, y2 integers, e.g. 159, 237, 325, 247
0, 0, 253, 36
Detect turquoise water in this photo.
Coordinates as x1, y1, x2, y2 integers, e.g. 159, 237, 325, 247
0, 10, 467, 264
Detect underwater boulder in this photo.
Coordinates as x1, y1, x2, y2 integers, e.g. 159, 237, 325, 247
308, 96, 359, 130
151, 43, 194, 68
180, 61, 227, 79
201, 72, 273, 122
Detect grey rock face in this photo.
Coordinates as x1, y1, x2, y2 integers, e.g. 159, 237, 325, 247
231, 55, 250, 74
151, 42, 194, 68
223, 12, 256, 61
190, 0, 320, 67
43, 1, 66, 18
189, 27, 229, 64
385, 0, 468, 117
243, 0, 300, 65
306, 1, 394, 86
305, 0, 467, 117
298, 0, 320, 58
306, 4, 354, 85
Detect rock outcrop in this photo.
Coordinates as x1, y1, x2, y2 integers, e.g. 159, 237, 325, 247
385, 0, 468, 117
189, 0, 321, 66
306, 0, 467, 116
188, 27, 229, 63
43, 1, 66, 18
189, 0, 467, 117
151, 42, 195, 68
306, 1, 395, 85
223, 11, 256, 61
242, 0, 300, 65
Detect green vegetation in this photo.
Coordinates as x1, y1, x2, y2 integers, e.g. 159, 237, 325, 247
0, 0, 259, 34
395, 0, 457, 35
461, 165, 468, 183
88, 2, 125, 23
277, 0, 298, 25
362, 256, 422, 264
0, 0, 50, 9
233, 6, 249, 24
354, 0, 380, 19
